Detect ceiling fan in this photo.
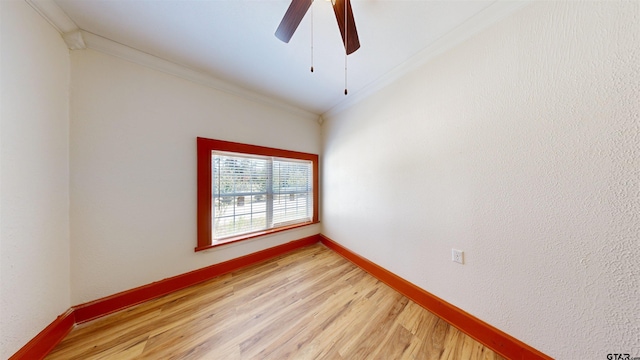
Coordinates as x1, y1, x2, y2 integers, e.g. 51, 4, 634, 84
275, 0, 360, 55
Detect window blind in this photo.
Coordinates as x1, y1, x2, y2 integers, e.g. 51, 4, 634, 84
212, 152, 313, 240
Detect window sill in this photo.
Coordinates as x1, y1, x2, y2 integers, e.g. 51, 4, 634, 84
194, 221, 320, 252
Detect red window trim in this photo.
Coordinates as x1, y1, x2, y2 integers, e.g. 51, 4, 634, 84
196, 137, 319, 252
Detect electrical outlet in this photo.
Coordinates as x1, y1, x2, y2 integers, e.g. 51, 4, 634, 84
452, 249, 464, 264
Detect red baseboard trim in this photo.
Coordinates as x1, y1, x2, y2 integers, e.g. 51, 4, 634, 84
8, 309, 75, 360
11, 233, 551, 360
10, 234, 321, 359
320, 234, 552, 360
74, 234, 321, 323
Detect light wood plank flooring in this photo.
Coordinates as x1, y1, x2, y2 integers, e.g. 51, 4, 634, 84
46, 244, 505, 360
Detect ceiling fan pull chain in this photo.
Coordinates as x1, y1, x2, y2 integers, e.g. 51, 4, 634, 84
310, 0, 314, 73
344, 55, 348, 95
344, 0, 348, 95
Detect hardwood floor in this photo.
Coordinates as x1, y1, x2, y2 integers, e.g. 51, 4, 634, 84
46, 244, 505, 360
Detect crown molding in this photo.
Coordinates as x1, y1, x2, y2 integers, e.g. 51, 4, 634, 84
26, 0, 318, 121
321, 0, 533, 120
62, 30, 85, 50
80, 31, 319, 121
26, 0, 77, 34
26, 0, 86, 49
26, 0, 529, 123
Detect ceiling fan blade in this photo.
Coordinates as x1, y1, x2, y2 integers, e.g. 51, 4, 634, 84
332, 0, 360, 54
275, 0, 313, 43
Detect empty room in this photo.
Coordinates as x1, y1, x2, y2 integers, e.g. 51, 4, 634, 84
1, 0, 638, 359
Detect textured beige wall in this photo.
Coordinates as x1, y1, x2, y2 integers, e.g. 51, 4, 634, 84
69, 49, 321, 305
0, 1, 71, 357
321, 2, 639, 358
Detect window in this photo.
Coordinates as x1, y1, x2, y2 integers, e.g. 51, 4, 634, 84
197, 137, 319, 251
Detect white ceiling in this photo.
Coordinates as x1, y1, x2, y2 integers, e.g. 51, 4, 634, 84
48, 0, 528, 117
